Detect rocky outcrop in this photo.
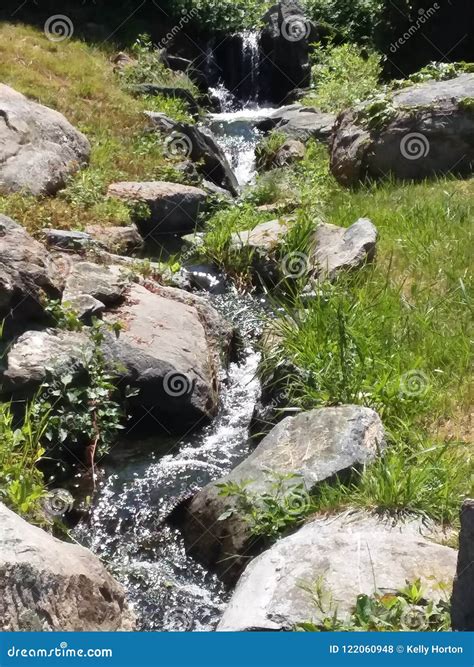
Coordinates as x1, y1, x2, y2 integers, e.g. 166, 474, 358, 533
181, 406, 385, 582
451, 499, 474, 631
331, 74, 474, 186
0, 84, 90, 196
309, 218, 378, 281
0, 502, 135, 631
217, 511, 457, 631
146, 112, 238, 195
3, 282, 233, 427
0, 215, 62, 333
259, 1, 317, 105
107, 181, 208, 237
257, 105, 336, 143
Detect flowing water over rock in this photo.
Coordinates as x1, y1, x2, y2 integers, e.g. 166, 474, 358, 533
74, 292, 265, 630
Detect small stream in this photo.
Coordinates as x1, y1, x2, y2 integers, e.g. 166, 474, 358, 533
74, 293, 265, 630
74, 50, 276, 629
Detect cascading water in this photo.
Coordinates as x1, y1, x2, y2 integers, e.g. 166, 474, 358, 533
74, 292, 264, 631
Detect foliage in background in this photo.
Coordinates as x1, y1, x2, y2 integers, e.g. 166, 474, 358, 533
169, 0, 272, 32
302, 43, 382, 112
303, 0, 383, 45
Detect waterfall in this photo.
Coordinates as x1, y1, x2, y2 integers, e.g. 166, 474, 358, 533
205, 30, 262, 111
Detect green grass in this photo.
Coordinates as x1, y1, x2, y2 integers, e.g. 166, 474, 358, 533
0, 25, 197, 235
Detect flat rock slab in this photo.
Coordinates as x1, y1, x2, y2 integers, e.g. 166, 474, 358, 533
310, 218, 378, 280
0, 502, 135, 631
218, 511, 457, 631
0, 84, 90, 196
182, 406, 385, 582
85, 224, 143, 255
257, 105, 336, 143
107, 181, 208, 236
331, 73, 474, 185
0, 215, 61, 331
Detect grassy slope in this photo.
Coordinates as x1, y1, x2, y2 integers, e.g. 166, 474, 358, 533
0, 24, 194, 234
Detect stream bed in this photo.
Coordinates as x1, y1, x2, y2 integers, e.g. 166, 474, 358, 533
74, 292, 265, 630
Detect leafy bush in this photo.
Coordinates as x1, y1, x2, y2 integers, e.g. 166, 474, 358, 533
303, 0, 383, 45
170, 0, 272, 32
302, 43, 382, 113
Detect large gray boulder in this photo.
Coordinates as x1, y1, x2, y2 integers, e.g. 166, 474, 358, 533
0, 84, 90, 196
451, 499, 474, 631
0, 215, 61, 332
257, 105, 336, 143
218, 511, 458, 631
2, 283, 233, 426
182, 406, 385, 582
331, 74, 474, 186
0, 502, 135, 631
62, 261, 127, 307
107, 181, 208, 236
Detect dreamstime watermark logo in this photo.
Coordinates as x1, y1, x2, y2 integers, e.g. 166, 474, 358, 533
281, 15, 311, 42
163, 607, 194, 631
400, 370, 430, 398
157, 8, 199, 49
400, 605, 429, 630
44, 15, 74, 42
281, 251, 309, 279
400, 133, 430, 161
164, 132, 193, 159
42, 488, 74, 517
163, 371, 195, 398
45, 252, 74, 279
390, 3, 440, 53
283, 486, 311, 516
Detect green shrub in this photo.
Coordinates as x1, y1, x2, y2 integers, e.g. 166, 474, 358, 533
302, 43, 383, 113
303, 0, 383, 45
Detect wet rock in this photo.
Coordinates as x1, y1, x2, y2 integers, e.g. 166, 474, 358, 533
182, 406, 385, 582
0, 215, 61, 333
0, 84, 90, 196
0, 502, 135, 631
217, 511, 457, 630
331, 74, 474, 186
62, 261, 127, 307
85, 224, 143, 255
451, 499, 474, 630
107, 181, 208, 237
146, 112, 238, 195
131, 84, 200, 116
259, 1, 317, 105
257, 104, 336, 143
309, 218, 378, 280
